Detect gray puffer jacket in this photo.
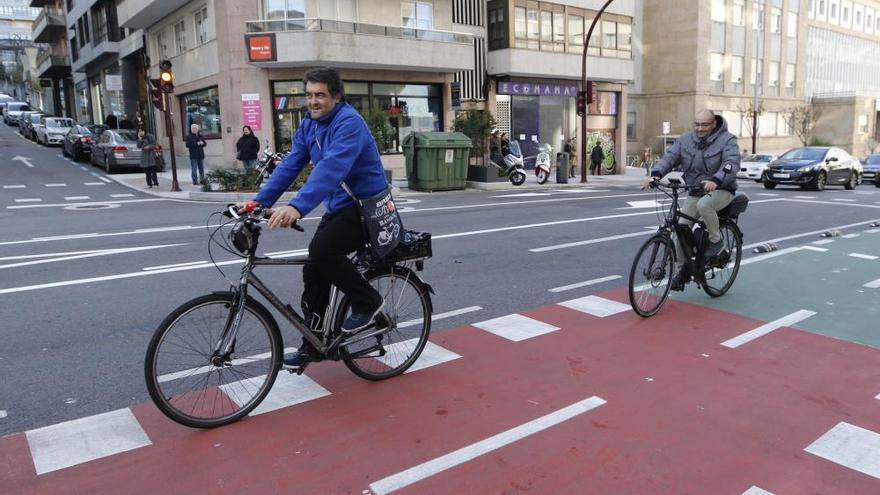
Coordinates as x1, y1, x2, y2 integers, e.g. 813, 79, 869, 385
651, 114, 741, 192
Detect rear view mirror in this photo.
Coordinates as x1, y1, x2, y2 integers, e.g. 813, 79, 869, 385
826, 157, 838, 163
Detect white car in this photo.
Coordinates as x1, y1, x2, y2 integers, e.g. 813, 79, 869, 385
2, 102, 32, 125
36, 117, 75, 146
737, 153, 778, 182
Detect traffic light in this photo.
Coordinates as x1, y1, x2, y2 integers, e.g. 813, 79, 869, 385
158, 59, 174, 93
586, 80, 595, 104
576, 90, 587, 117
149, 78, 165, 112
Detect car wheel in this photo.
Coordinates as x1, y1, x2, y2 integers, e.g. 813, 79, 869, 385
813, 171, 826, 191
763, 181, 777, 189
844, 172, 857, 190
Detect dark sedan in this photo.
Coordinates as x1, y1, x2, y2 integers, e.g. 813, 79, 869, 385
763, 146, 860, 191
62, 124, 105, 161
862, 154, 880, 188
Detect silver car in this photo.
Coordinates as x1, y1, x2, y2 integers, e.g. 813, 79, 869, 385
2, 102, 31, 125
36, 117, 75, 146
90, 129, 143, 173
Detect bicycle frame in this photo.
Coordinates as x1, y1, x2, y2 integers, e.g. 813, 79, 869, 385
652, 182, 713, 285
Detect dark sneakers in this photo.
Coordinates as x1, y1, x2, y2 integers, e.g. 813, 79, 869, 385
282, 350, 310, 369
341, 300, 385, 334
704, 240, 726, 258
670, 269, 688, 291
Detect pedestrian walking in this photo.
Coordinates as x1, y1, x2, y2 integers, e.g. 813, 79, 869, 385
184, 124, 207, 185
590, 143, 604, 176
137, 128, 159, 189
564, 138, 577, 178
235, 125, 260, 171
105, 113, 118, 129
119, 114, 134, 129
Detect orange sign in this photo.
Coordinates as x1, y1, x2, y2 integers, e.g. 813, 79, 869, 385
247, 34, 276, 62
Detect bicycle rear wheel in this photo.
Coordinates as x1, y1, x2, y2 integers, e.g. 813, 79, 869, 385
336, 266, 432, 381
145, 293, 282, 428
629, 234, 675, 317
702, 222, 743, 297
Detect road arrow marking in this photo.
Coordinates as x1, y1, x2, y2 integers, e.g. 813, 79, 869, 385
12, 156, 35, 168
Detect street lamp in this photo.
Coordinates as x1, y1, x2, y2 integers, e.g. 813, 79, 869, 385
580, 0, 616, 183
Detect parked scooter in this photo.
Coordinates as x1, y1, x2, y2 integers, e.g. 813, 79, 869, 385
254, 140, 285, 188
489, 141, 528, 186
533, 141, 553, 184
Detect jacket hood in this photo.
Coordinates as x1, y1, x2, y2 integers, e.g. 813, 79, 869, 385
703, 114, 729, 144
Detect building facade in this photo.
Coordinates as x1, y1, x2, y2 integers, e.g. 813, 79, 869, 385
30, 0, 73, 116
0, 0, 39, 99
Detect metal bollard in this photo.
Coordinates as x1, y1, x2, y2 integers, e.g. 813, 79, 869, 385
752, 243, 779, 253
819, 230, 841, 238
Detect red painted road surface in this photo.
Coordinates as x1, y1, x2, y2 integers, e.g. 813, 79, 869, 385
2, 288, 879, 494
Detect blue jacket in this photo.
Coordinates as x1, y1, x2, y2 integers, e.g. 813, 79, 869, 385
255, 102, 387, 216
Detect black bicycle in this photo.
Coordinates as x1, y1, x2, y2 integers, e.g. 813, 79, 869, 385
628, 178, 748, 317
144, 206, 434, 428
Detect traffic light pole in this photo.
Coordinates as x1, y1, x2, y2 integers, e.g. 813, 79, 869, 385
162, 92, 181, 192
580, 0, 616, 183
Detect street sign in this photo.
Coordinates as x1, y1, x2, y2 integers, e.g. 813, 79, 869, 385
662, 121, 671, 135
106, 75, 122, 91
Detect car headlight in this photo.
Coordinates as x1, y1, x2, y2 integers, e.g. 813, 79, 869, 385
798, 166, 814, 172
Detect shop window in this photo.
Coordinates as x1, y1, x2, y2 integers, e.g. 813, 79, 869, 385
181, 87, 221, 139
589, 92, 618, 116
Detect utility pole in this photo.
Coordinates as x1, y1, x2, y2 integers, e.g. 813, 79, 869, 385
752, 11, 763, 154
580, 0, 616, 183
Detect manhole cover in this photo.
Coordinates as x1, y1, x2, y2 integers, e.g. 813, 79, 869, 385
64, 203, 120, 211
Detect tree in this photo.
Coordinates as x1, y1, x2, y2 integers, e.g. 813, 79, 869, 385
782, 105, 821, 146
452, 110, 495, 162
736, 101, 765, 139
361, 109, 395, 154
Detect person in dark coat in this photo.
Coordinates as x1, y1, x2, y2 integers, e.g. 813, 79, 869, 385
105, 113, 118, 129
137, 128, 159, 188
118, 114, 134, 129
590, 143, 604, 176
235, 125, 261, 171
184, 123, 207, 185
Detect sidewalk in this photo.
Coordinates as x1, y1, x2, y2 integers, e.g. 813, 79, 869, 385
107, 166, 649, 202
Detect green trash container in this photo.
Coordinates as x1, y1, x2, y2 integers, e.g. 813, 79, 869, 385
402, 131, 472, 191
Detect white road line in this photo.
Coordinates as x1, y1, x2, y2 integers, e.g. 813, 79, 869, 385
142, 260, 209, 271
83, 182, 105, 186
549, 275, 622, 293
0, 410, 7, 419
876, 392, 880, 400
841, 233, 861, 238
369, 396, 607, 495
530, 230, 653, 252
98, 176, 112, 183
805, 422, 880, 480
618, 199, 665, 209
740, 217, 880, 250
109, 193, 135, 198
378, 340, 461, 374
44, 183, 67, 187
557, 295, 631, 317
158, 347, 298, 383
26, 408, 151, 475
785, 198, 880, 209
434, 211, 659, 240
801, 246, 828, 252
793, 195, 816, 199
742, 487, 775, 495
234, 373, 331, 416
740, 247, 804, 266
865, 229, 880, 234
7, 198, 165, 209
0, 244, 188, 270
14, 198, 42, 203
473, 314, 560, 342
490, 192, 550, 198
721, 310, 816, 348
833, 198, 857, 202
812, 239, 835, 245
64, 196, 90, 200
401, 191, 659, 214
78, 166, 89, 171
757, 193, 779, 196
864, 278, 880, 289
399, 306, 482, 328
849, 253, 879, 260
2, 185, 26, 189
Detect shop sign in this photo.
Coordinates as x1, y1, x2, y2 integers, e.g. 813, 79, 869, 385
241, 93, 262, 130
105, 75, 123, 91
246, 33, 276, 62
497, 81, 577, 97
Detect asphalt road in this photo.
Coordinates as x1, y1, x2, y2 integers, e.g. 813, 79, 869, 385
2, 121, 880, 436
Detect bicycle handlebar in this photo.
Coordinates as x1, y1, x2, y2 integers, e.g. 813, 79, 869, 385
223, 203, 305, 232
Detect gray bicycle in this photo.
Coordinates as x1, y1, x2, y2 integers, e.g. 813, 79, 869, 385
145, 206, 434, 428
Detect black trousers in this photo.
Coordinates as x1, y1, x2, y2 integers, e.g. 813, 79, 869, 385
143, 166, 158, 186
301, 204, 381, 327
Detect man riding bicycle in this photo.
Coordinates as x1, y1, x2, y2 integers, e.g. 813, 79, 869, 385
239, 67, 388, 368
641, 109, 741, 291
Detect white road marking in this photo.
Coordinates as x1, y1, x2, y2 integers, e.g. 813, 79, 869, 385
865, 229, 880, 234
44, 183, 67, 187
2, 185, 26, 189
849, 253, 879, 260
530, 230, 653, 252
620, 200, 664, 209
398, 306, 482, 328
473, 314, 560, 342
793, 195, 816, 199
434, 211, 658, 240
841, 233, 861, 238
26, 408, 151, 475
83, 182, 105, 186
721, 310, 816, 348
78, 166, 88, 171
12, 156, 35, 168
142, 260, 209, 271
63, 196, 90, 201
833, 198, 857, 202
98, 176, 112, 183
548, 188, 611, 193
875, 392, 880, 400
557, 295, 631, 317
549, 275, 622, 293
369, 396, 606, 495
805, 422, 880, 480
0, 244, 188, 270
401, 191, 659, 214
377, 340, 461, 374
14, 198, 42, 203
864, 278, 880, 289
158, 347, 298, 384
740, 247, 804, 266
757, 193, 779, 196
223, 372, 330, 416
742, 487, 775, 495
490, 192, 550, 198
812, 239, 835, 245
801, 246, 829, 252
0, 410, 6, 419
110, 193, 135, 198
7, 198, 165, 209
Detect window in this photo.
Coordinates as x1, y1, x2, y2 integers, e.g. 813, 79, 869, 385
173, 20, 187, 54
712, 0, 725, 22
526, 8, 539, 49
181, 87, 221, 139
710, 53, 724, 81
553, 12, 565, 51
156, 30, 168, 59
194, 7, 208, 45
319, 0, 358, 21
617, 22, 632, 57
787, 12, 797, 37
768, 62, 779, 86
759, 111, 777, 136
402, 1, 433, 30
540, 11, 552, 43
568, 14, 583, 53
859, 115, 869, 133
731, 55, 744, 84
785, 63, 795, 87
830, 3, 837, 21
627, 112, 636, 140
750, 58, 761, 85
771, 8, 782, 33
265, 0, 304, 20
777, 113, 791, 136
753, 2, 765, 30
733, 0, 745, 26
602, 20, 617, 55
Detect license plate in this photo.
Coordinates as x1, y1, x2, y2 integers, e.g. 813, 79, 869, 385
773, 173, 790, 178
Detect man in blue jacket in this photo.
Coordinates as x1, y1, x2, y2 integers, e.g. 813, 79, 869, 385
246, 67, 388, 368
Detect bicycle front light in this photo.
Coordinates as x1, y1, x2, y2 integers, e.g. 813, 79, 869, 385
230, 221, 258, 253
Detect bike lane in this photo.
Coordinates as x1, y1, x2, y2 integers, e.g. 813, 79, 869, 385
1, 288, 879, 494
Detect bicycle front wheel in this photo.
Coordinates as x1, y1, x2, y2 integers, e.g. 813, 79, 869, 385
145, 293, 282, 428
629, 234, 675, 317
336, 266, 432, 381
702, 222, 743, 297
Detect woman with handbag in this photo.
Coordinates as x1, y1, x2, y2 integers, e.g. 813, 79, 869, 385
137, 128, 159, 189
235, 126, 260, 171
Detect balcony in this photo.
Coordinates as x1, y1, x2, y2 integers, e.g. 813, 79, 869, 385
487, 48, 633, 82
36, 50, 70, 78
32, 8, 65, 44
29, 0, 53, 7
117, 0, 194, 29
244, 18, 474, 72
71, 39, 120, 73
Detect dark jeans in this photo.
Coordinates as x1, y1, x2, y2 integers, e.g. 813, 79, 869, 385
301, 204, 381, 330
190, 158, 204, 185
143, 166, 158, 186
591, 160, 602, 176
